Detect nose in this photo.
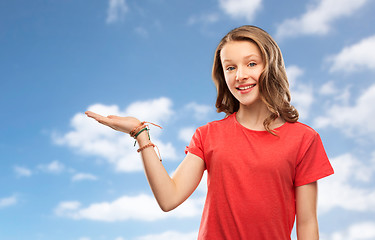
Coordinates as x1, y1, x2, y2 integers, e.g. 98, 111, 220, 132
235, 66, 249, 81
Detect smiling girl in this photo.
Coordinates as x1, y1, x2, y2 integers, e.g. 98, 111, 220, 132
86, 25, 334, 240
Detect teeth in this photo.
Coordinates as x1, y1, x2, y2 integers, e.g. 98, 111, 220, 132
238, 84, 255, 90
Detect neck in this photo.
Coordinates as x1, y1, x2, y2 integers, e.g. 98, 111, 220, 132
236, 102, 284, 131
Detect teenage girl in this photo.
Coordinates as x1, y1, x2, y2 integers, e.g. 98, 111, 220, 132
85, 25, 334, 240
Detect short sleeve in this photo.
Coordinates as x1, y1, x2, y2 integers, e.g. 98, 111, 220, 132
294, 133, 334, 187
185, 127, 205, 161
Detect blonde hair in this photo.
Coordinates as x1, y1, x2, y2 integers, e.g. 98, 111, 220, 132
212, 25, 299, 134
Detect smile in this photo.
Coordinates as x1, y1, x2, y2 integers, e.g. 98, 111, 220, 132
236, 84, 256, 90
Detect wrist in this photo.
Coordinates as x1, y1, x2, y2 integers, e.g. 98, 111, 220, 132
134, 127, 148, 139
129, 121, 163, 161
129, 122, 146, 138
129, 121, 162, 139
136, 130, 151, 145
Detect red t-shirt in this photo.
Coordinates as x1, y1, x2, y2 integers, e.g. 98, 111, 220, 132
186, 113, 334, 240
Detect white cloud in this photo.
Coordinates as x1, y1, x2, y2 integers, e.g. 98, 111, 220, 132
286, 65, 314, 119
55, 194, 204, 222
38, 160, 65, 174
72, 173, 98, 182
55, 201, 81, 216
135, 230, 198, 240
318, 153, 375, 214
54, 97, 178, 172
319, 81, 351, 108
314, 84, 375, 138
114, 238, 125, 240
276, 0, 369, 39
125, 97, 174, 124
106, 0, 128, 24
178, 127, 196, 143
321, 222, 375, 240
319, 81, 337, 96
185, 102, 213, 121
196, 171, 208, 194
14, 166, 32, 177
78, 238, 91, 240
291, 84, 313, 120
219, 0, 262, 21
334, 86, 351, 105
328, 35, 375, 73
0, 195, 17, 208
286, 65, 303, 88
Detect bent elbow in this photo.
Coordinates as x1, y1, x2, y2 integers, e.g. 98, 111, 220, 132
161, 206, 172, 212
159, 202, 178, 212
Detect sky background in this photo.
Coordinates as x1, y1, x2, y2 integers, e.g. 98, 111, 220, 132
1, 0, 375, 239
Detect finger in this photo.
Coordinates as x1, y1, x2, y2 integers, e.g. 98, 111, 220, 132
85, 111, 96, 118
97, 119, 115, 128
85, 111, 105, 120
85, 111, 113, 125
107, 115, 121, 119
85, 111, 121, 131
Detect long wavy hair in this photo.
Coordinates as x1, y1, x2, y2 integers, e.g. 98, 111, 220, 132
212, 25, 299, 134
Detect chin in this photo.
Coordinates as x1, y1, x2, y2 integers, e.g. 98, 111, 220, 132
238, 98, 263, 108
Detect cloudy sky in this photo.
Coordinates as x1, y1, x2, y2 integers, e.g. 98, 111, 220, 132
1, 0, 375, 239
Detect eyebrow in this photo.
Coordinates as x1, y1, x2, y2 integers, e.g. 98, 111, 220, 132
222, 54, 261, 63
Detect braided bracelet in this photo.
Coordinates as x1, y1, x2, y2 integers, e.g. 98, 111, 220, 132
132, 127, 149, 146
130, 124, 146, 138
129, 121, 162, 138
134, 127, 148, 138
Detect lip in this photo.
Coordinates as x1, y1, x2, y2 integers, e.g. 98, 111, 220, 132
236, 84, 256, 94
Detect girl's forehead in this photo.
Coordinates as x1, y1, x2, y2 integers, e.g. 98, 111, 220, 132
220, 40, 262, 60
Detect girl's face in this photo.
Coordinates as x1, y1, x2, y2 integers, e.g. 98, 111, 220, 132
220, 40, 264, 109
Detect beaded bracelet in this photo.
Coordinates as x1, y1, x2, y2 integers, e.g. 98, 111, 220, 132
137, 142, 155, 152
137, 142, 162, 161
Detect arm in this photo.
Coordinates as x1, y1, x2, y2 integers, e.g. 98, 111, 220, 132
85, 111, 205, 212
295, 181, 319, 240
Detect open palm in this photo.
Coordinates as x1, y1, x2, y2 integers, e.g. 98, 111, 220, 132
85, 111, 141, 134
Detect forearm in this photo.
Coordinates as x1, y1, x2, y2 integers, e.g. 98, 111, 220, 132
136, 131, 178, 212
85, 112, 201, 212
296, 219, 319, 240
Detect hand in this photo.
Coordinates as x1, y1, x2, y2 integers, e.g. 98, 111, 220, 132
85, 111, 141, 134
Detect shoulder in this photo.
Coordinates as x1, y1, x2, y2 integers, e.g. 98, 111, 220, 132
282, 121, 321, 147
193, 114, 234, 139
197, 114, 234, 133
285, 121, 318, 136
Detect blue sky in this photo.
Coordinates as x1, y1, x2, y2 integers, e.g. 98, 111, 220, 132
1, 0, 375, 239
